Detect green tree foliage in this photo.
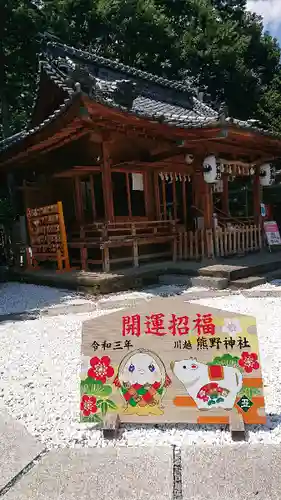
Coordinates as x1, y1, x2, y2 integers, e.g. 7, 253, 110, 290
2, 0, 281, 139
0, 0, 45, 139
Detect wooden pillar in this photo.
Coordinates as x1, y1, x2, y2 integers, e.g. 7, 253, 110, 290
192, 172, 201, 211
253, 167, 262, 225
192, 170, 213, 228
145, 171, 154, 219
102, 141, 114, 222
222, 174, 229, 215
74, 176, 83, 223
203, 181, 214, 229
22, 180, 29, 211
154, 171, 161, 219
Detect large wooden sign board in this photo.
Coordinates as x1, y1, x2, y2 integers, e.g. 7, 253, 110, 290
26, 202, 70, 271
80, 299, 266, 439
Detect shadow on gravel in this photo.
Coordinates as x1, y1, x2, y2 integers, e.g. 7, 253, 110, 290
0, 282, 86, 317
0, 311, 39, 324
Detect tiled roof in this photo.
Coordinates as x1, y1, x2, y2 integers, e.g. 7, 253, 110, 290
45, 40, 219, 123
43, 40, 281, 138
1, 38, 280, 155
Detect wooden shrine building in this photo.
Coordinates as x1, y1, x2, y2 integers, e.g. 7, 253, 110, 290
1, 39, 281, 272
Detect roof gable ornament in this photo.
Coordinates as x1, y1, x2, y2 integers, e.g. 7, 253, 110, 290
218, 102, 228, 124
112, 79, 138, 108
64, 63, 97, 96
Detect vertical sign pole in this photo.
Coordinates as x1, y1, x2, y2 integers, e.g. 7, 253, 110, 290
57, 201, 70, 270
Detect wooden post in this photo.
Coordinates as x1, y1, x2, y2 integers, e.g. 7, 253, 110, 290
192, 172, 202, 212
172, 176, 177, 220
89, 175, 97, 221
126, 173, 132, 218
253, 167, 262, 226
229, 409, 245, 441
182, 180, 187, 226
74, 176, 83, 223
203, 181, 214, 229
154, 172, 161, 219
102, 141, 114, 222
222, 174, 229, 215
57, 201, 70, 270
144, 171, 154, 218
161, 177, 167, 219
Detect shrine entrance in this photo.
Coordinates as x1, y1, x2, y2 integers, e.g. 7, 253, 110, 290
155, 172, 193, 228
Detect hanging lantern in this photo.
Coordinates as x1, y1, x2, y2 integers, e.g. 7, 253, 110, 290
260, 163, 275, 186
203, 155, 220, 183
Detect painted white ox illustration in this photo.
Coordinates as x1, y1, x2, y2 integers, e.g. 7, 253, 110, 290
171, 358, 243, 410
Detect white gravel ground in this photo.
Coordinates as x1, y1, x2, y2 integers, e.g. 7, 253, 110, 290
249, 279, 281, 291
0, 282, 81, 315
0, 281, 281, 448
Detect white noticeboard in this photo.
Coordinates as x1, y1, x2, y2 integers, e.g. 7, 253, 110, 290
132, 173, 144, 191
264, 221, 281, 248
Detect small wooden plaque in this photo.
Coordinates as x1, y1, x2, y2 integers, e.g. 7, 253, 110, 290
80, 298, 266, 436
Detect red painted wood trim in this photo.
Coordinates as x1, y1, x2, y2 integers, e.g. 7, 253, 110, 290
126, 172, 132, 218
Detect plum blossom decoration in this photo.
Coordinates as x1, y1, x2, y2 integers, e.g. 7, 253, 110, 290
222, 318, 242, 338
238, 352, 260, 373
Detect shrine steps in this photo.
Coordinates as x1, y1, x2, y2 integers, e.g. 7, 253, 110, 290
159, 252, 281, 290
158, 274, 229, 290
229, 268, 281, 289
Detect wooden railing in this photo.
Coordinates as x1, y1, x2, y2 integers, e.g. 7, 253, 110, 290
68, 220, 263, 270
178, 225, 262, 260
69, 220, 177, 272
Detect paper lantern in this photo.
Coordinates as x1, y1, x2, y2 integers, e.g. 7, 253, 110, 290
203, 155, 220, 183
260, 163, 275, 186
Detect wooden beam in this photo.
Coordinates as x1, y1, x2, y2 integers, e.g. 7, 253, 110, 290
198, 135, 274, 159
1, 125, 88, 168
85, 97, 223, 141
85, 96, 281, 158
